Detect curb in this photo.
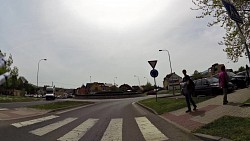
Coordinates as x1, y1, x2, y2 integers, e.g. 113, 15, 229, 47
194, 133, 222, 141
240, 103, 250, 107
135, 102, 158, 115
194, 133, 232, 141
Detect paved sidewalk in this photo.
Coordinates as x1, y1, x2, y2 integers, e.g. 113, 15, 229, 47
0, 107, 48, 120
161, 88, 250, 131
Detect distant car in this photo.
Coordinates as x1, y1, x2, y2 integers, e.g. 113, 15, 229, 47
193, 77, 234, 96
213, 71, 236, 81
231, 71, 250, 89
45, 87, 56, 100
147, 90, 157, 95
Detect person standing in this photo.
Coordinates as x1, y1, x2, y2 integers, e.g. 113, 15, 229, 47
219, 65, 229, 105
182, 69, 197, 113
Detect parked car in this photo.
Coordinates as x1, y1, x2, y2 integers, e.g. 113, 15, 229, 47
147, 90, 156, 95
193, 77, 234, 97
230, 71, 250, 89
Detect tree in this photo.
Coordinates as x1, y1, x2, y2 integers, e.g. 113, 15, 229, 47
192, 70, 206, 79
236, 66, 246, 73
191, 0, 249, 62
0, 50, 20, 89
142, 82, 154, 92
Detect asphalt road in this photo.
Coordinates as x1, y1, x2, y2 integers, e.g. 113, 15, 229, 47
0, 96, 202, 141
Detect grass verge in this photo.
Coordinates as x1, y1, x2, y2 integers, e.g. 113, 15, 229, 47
29, 101, 94, 110
157, 90, 181, 94
194, 116, 250, 141
244, 98, 250, 104
138, 96, 212, 114
0, 95, 40, 103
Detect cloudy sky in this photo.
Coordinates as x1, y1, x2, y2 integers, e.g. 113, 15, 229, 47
0, 0, 248, 88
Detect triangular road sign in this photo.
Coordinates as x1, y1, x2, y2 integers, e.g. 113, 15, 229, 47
222, 0, 243, 24
148, 60, 157, 69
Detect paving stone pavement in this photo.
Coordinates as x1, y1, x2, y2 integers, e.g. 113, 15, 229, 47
162, 88, 250, 131
0, 107, 48, 120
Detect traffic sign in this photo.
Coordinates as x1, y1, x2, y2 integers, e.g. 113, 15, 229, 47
222, 0, 243, 24
150, 69, 158, 78
148, 60, 157, 69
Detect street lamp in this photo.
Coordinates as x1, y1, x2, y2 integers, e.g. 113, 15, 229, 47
159, 49, 173, 73
114, 77, 117, 86
37, 58, 47, 90
134, 75, 141, 86
159, 49, 175, 95
144, 77, 148, 84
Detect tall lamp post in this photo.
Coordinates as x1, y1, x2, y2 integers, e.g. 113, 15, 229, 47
37, 58, 47, 92
134, 75, 141, 86
144, 77, 148, 84
114, 77, 118, 86
159, 49, 175, 95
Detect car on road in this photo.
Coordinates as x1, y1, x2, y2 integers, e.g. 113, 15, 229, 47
45, 86, 56, 100
230, 71, 250, 89
193, 77, 234, 96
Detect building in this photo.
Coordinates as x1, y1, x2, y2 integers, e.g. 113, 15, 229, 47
76, 85, 86, 95
119, 84, 132, 92
208, 63, 225, 76
163, 73, 182, 90
85, 82, 113, 94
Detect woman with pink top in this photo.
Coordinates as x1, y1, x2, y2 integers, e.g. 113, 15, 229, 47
219, 65, 229, 105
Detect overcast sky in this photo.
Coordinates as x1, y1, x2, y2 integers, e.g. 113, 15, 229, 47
0, 0, 248, 88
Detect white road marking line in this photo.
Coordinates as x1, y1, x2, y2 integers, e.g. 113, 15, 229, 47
57, 118, 99, 141
11, 115, 59, 128
135, 117, 169, 141
30, 117, 77, 136
101, 118, 123, 141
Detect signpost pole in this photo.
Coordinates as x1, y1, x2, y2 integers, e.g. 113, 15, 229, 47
221, 0, 250, 64
148, 60, 159, 102
154, 77, 157, 102
236, 22, 250, 64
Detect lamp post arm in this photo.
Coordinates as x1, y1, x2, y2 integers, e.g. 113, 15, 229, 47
37, 59, 47, 88
37, 60, 41, 88
167, 50, 173, 74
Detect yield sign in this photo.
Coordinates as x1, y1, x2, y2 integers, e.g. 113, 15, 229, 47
221, 0, 243, 24
148, 60, 157, 69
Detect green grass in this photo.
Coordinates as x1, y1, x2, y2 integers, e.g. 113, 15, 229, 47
244, 98, 250, 104
29, 101, 94, 110
194, 116, 250, 141
0, 95, 40, 103
138, 96, 212, 114
157, 89, 181, 94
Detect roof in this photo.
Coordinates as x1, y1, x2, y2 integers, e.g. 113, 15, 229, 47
164, 72, 182, 79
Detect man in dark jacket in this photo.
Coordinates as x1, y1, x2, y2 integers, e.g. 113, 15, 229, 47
182, 69, 197, 113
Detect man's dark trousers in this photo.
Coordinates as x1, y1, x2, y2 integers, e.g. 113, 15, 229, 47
185, 92, 196, 110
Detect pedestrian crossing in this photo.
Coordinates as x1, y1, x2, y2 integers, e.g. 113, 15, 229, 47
58, 118, 99, 141
136, 117, 169, 141
11, 115, 169, 141
11, 115, 59, 128
30, 117, 77, 136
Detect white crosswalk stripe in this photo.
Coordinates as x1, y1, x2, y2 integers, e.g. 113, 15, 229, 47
57, 118, 99, 141
135, 117, 169, 141
101, 118, 123, 141
11, 116, 169, 141
30, 117, 77, 136
11, 115, 59, 128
